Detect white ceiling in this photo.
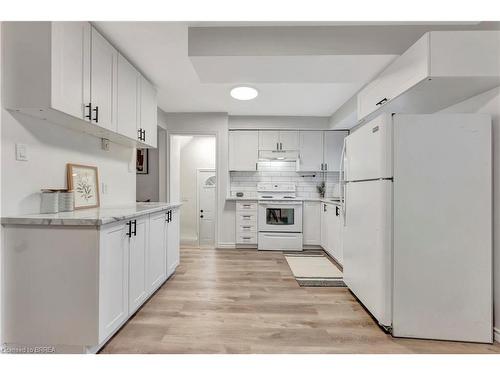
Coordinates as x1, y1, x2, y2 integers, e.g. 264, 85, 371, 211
94, 21, 498, 117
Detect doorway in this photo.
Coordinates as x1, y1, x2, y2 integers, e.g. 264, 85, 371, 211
168, 134, 216, 247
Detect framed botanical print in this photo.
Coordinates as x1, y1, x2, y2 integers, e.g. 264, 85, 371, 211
137, 148, 149, 174
67, 163, 100, 210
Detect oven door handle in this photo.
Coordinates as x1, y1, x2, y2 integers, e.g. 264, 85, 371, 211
259, 202, 303, 206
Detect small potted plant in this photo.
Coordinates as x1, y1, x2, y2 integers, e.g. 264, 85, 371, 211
317, 181, 326, 198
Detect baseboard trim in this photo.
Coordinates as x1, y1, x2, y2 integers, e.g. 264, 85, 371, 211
494, 327, 500, 343
217, 242, 236, 249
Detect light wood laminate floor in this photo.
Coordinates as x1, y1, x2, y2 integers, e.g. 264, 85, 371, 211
100, 248, 500, 354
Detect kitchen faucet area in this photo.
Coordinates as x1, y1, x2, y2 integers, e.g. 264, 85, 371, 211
1, 1, 500, 372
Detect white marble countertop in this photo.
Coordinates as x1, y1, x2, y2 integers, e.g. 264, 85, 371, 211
1, 202, 182, 226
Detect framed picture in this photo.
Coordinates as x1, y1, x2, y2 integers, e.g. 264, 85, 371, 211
137, 148, 149, 174
67, 163, 100, 210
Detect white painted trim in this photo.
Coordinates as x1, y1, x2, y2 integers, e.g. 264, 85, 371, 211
494, 327, 500, 343
217, 242, 236, 249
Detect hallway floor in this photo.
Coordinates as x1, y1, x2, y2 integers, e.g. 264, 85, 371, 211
100, 248, 500, 354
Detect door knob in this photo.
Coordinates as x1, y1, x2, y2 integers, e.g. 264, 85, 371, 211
200, 215, 204, 218
200, 209, 204, 213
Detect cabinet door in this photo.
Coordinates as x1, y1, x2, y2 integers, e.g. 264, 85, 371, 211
99, 222, 129, 342
279, 131, 299, 151
229, 131, 259, 171
129, 217, 148, 313
333, 206, 343, 265
299, 131, 324, 171
51, 22, 91, 120
90, 26, 118, 132
117, 54, 139, 140
303, 201, 321, 245
139, 76, 158, 147
167, 208, 180, 277
148, 212, 167, 293
259, 130, 280, 151
320, 203, 328, 249
326, 204, 337, 257
324, 131, 348, 172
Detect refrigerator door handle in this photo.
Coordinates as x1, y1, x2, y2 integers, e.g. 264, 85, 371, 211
339, 137, 348, 225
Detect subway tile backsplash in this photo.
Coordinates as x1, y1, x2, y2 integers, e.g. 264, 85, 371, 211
230, 170, 340, 199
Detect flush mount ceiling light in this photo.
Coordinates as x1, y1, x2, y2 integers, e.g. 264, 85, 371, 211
230, 86, 258, 101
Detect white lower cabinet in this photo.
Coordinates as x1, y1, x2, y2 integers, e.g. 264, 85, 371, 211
148, 212, 167, 292
320, 202, 343, 265
128, 216, 149, 314
1, 205, 180, 353
167, 207, 180, 277
303, 201, 321, 245
99, 221, 130, 343
235, 201, 258, 247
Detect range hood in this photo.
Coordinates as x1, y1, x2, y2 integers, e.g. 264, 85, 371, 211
258, 150, 300, 161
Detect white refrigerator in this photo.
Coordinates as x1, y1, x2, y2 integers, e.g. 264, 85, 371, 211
340, 113, 492, 343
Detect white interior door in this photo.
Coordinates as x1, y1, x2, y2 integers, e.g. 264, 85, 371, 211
197, 170, 216, 247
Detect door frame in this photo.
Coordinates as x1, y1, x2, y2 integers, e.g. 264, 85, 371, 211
196, 168, 216, 248
165, 131, 218, 248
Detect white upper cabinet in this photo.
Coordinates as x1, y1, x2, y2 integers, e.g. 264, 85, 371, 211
90, 27, 118, 132
357, 31, 500, 122
2, 21, 158, 148
229, 130, 259, 171
117, 54, 139, 140
298, 131, 324, 171
259, 130, 299, 151
51, 22, 91, 120
279, 131, 299, 150
259, 130, 281, 150
138, 76, 158, 148
323, 131, 348, 172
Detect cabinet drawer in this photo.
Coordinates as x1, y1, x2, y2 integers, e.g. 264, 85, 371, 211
237, 223, 258, 234
236, 234, 258, 244
236, 213, 257, 224
236, 201, 258, 212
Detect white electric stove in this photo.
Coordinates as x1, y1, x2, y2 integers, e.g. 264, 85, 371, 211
257, 183, 303, 251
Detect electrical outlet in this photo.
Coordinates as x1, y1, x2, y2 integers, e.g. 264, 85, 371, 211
15, 143, 28, 161
101, 138, 110, 151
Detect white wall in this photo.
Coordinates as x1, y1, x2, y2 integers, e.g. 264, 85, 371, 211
160, 111, 235, 248
1, 110, 136, 215
178, 136, 216, 244
229, 116, 330, 130
136, 130, 159, 202
439, 86, 500, 339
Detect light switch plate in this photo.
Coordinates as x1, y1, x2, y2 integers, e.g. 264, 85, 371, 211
15, 143, 28, 161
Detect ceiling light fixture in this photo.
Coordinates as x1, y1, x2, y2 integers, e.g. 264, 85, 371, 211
230, 86, 258, 101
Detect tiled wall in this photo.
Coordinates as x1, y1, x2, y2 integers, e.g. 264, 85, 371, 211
229, 161, 339, 199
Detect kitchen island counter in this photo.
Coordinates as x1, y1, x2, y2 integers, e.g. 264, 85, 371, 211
1, 202, 182, 226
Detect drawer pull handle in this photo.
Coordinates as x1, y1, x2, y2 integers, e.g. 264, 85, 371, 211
242, 237, 252, 240
242, 226, 251, 229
